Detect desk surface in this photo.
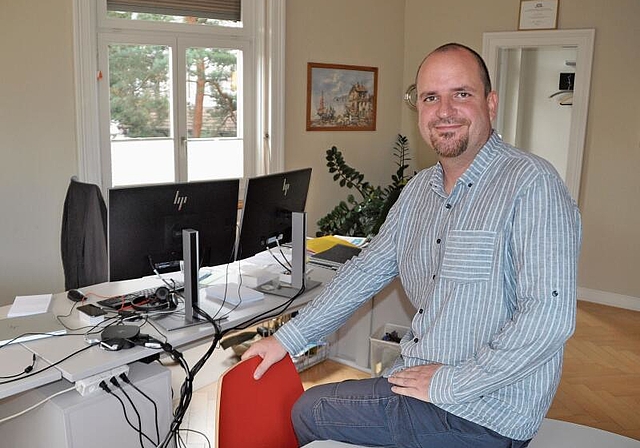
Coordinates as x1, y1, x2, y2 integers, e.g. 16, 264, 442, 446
1, 261, 333, 392
0, 343, 61, 399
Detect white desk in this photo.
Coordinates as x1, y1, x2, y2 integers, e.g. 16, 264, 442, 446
0, 262, 331, 448
0, 343, 61, 399
2, 262, 332, 392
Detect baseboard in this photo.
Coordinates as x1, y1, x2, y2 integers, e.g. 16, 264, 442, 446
578, 287, 640, 312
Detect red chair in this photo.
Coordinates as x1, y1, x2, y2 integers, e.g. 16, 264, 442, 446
216, 355, 304, 448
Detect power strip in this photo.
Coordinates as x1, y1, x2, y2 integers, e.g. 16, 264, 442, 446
75, 365, 130, 396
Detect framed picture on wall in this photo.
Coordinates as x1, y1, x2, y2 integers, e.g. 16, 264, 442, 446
306, 62, 378, 131
518, 0, 559, 30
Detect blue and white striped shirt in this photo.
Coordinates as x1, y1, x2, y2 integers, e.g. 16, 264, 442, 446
275, 132, 582, 440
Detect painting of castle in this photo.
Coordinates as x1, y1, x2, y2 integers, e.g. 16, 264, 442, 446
307, 63, 378, 131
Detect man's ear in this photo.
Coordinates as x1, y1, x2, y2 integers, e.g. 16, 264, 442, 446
487, 90, 498, 122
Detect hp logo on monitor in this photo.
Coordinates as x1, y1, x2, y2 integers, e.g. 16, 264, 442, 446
282, 178, 290, 196
174, 191, 188, 211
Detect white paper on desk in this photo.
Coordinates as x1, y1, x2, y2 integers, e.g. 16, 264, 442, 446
205, 283, 264, 307
8, 294, 53, 317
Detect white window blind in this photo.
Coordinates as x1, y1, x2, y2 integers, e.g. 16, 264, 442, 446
107, 0, 241, 21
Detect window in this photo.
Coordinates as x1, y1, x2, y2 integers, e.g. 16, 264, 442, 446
74, 0, 285, 188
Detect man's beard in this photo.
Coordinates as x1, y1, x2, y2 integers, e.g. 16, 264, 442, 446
428, 119, 470, 158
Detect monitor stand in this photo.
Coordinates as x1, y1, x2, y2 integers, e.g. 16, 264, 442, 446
154, 229, 226, 331
256, 212, 321, 298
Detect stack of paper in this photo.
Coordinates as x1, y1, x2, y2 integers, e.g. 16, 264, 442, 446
8, 294, 53, 317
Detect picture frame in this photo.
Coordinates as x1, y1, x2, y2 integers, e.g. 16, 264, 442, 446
306, 62, 378, 131
518, 0, 559, 30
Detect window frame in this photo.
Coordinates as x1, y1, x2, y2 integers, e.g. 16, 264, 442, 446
73, 0, 285, 189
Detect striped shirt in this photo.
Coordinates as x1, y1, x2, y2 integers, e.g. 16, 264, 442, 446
275, 132, 582, 440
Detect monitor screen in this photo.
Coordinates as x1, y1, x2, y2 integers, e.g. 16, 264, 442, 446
108, 179, 240, 282
235, 168, 312, 260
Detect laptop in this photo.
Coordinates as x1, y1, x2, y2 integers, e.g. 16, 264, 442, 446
0, 313, 66, 346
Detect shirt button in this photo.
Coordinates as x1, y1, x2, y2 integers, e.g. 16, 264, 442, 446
445, 203, 452, 209
419, 308, 424, 314
467, 183, 473, 187
432, 274, 436, 280
413, 337, 419, 343
436, 238, 441, 244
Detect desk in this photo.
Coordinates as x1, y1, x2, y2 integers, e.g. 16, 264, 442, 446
0, 261, 332, 395
14, 265, 330, 384
0, 343, 61, 399
0, 262, 331, 447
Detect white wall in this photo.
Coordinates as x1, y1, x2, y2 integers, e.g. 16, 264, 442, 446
0, 1, 77, 305
284, 0, 407, 234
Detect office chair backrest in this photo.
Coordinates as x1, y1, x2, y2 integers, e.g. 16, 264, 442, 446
216, 355, 304, 448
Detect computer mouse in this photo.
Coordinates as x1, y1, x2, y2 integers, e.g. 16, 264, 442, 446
67, 289, 87, 302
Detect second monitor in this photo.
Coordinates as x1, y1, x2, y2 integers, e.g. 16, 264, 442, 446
235, 168, 312, 261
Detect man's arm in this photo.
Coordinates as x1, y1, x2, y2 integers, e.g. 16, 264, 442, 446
240, 236, 399, 379
240, 174, 430, 378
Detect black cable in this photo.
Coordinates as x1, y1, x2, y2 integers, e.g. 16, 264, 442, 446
110, 377, 154, 447
154, 310, 222, 448
81, 314, 122, 341
151, 235, 307, 447
275, 239, 293, 269
100, 380, 155, 448
267, 245, 292, 272
136, 315, 168, 344
109, 377, 144, 447
0, 353, 37, 379
156, 280, 305, 446
156, 341, 193, 448
55, 299, 80, 327
120, 372, 160, 446
191, 305, 224, 372
229, 284, 305, 333
161, 284, 305, 446
0, 343, 96, 385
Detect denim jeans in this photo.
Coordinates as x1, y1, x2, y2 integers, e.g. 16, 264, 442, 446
292, 377, 531, 448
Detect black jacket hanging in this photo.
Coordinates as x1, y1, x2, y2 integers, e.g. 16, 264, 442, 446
61, 177, 108, 290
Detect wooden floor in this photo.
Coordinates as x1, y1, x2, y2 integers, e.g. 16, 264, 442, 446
180, 300, 640, 446
546, 301, 640, 440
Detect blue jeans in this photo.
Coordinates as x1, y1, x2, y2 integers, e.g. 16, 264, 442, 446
292, 377, 531, 448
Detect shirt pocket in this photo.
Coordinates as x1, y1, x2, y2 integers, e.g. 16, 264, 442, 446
440, 230, 497, 283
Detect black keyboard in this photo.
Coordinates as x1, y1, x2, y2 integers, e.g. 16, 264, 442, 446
98, 281, 184, 310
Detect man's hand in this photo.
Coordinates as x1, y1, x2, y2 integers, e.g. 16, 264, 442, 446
240, 335, 288, 380
387, 363, 443, 402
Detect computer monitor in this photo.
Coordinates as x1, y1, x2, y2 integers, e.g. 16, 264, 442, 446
108, 179, 240, 282
235, 168, 312, 261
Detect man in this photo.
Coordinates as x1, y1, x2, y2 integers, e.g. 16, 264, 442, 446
242, 43, 582, 447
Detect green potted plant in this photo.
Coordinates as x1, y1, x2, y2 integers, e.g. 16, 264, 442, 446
316, 134, 414, 238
